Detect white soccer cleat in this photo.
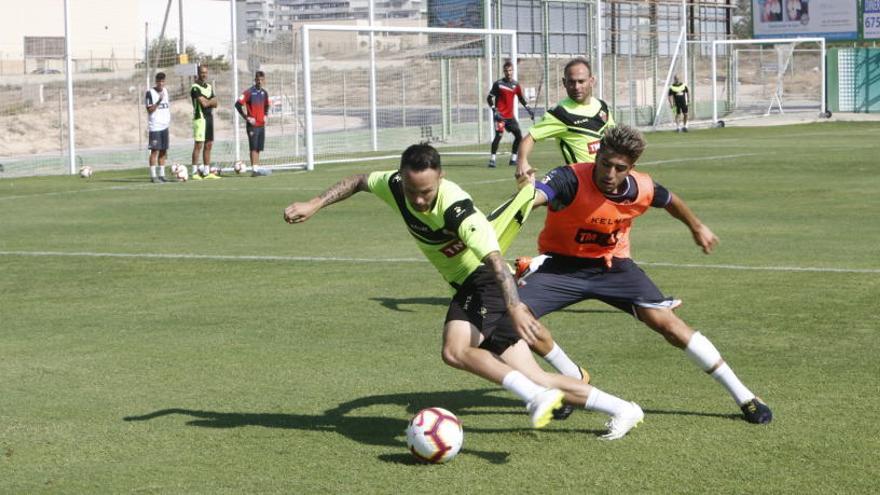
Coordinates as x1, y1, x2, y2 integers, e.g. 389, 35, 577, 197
527, 388, 565, 429
599, 402, 644, 441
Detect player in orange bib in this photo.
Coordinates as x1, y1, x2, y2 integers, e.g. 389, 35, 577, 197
510, 125, 773, 424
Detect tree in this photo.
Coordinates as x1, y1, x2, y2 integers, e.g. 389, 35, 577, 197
138, 38, 229, 71
732, 0, 753, 40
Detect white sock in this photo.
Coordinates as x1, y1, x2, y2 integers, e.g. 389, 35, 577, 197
149, 166, 157, 178
157, 166, 165, 177
192, 165, 199, 175
501, 370, 543, 404
543, 343, 583, 379
511, 153, 518, 161
711, 363, 755, 406
490, 153, 497, 161
585, 387, 630, 416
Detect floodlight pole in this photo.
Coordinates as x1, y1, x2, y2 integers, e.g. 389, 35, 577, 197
63, 0, 76, 175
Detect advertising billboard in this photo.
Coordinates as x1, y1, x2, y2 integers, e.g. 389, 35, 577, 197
752, 0, 858, 40
428, 0, 483, 29
864, 0, 880, 39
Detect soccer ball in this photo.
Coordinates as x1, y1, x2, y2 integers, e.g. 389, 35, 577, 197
79, 166, 93, 178
405, 407, 463, 464
233, 160, 246, 174
171, 163, 188, 182
209, 165, 222, 176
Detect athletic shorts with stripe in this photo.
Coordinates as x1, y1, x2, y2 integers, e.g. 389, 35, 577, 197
515, 254, 676, 319
445, 265, 522, 356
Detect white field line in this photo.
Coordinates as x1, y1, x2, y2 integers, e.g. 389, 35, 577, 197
1, 250, 877, 274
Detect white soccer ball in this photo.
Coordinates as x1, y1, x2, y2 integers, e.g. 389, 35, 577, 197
405, 407, 463, 464
79, 166, 93, 178
209, 165, 222, 177
173, 164, 188, 182
233, 160, 246, 174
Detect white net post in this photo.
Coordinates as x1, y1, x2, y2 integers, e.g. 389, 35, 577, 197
711, 37, 827, 127
299, 25, 517, 170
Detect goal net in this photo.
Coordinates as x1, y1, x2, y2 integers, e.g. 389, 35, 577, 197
711, 38, 827, 127
299, 25, 517, 170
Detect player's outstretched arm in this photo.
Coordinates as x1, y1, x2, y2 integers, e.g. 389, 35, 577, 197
515, 135, 537, 183
484, 251, 544, 346
284, 174, 369, 224
664, 193, 719, 254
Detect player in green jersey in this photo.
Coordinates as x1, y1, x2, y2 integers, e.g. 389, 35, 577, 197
283, 144, 644, 439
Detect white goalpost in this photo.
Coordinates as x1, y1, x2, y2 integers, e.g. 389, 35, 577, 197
711, 37, 828, 127
300, 25, 518, 171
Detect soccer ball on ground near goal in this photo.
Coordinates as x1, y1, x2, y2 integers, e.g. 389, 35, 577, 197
405, 407, 463, 464
209, 165, 222, 177
171, 163, 188, 182
233, 160, 246, 174
79, 166, 93, 178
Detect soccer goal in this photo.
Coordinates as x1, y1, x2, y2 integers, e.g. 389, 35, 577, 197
299, 25, 518, 170
711, 38, 828, 127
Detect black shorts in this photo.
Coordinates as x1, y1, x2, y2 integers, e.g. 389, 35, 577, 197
673, 100, 688, 115
517, 254, 673, 318
496, 118, 522, 136
247, 125, 265, 152
445, 265, 521, 355
148, 129, 169, 151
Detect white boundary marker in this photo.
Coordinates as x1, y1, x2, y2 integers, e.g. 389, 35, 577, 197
1, 250, 877, 274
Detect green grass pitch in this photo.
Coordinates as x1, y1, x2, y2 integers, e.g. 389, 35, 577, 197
2, 122, 879, 493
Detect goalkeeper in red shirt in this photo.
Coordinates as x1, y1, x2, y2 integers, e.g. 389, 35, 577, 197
486, 61, 533, 168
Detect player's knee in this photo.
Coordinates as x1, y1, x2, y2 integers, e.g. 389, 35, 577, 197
440, 346, 465, 370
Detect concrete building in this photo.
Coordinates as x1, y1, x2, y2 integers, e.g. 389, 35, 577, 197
240, 0, 424, 38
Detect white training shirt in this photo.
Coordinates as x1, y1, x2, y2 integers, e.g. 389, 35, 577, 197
145, 87, 171, 132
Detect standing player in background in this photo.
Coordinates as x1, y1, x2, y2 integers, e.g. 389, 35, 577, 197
515, 57, 614, 181
512, 125, 773, 425
235, 71, 271, 173
283, 144, 645, 440
145, 72, 170, 183
191, 65, 220, 180
486, 60, 534, 168
668, 75, 690, 132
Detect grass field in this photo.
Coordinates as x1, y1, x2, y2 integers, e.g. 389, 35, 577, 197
2, 122, 879, 493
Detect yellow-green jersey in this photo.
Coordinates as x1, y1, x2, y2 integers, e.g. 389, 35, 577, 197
367, 170, 500, 288
528, 96, 614, 164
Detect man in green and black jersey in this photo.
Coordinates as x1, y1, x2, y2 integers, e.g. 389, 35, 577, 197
668, 74, 689, 132
515, 57, 615, 182
191, 65, 219, 180
282, 144, 643, 438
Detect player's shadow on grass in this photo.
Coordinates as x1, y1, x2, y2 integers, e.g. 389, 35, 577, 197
370, 296, 617, 315
125, 388, 590, 465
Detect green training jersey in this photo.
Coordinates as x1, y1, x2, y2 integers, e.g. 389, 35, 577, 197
190, 82, 215, 120
528, 96, 614, 164
367, 170, 500, 287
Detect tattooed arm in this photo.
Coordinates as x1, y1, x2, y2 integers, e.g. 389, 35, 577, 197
284, 174, 369, 224
484, 251, 544, 345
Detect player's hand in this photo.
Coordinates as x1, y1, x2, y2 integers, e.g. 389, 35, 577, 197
493, 110, 502, 121
284, 199, 320, 224
247, 116, 256, 126
692, 224, 719, 254
508, 303, 543, 346
514, 160, 535, 185
526, 107, 535, 121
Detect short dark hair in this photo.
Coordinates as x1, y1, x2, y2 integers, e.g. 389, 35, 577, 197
503, 60, 513, 69
155, 72, 166, 81
597, 125, 647, 163
563, 57, 592, 77
255, 70, 265, 78
400, 144, 441, 172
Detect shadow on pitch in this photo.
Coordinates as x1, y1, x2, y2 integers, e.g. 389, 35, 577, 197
124, 388, 587, 464
370, 296, 617, 315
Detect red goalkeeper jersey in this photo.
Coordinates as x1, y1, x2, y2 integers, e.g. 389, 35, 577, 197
488, 78, 524, 119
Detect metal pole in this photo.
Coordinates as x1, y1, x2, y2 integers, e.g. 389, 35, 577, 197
63, 0, 76, 175
682, 0, 688, 99
820, 39, 826, 116
596, 0, 603, 99
368, 0, 378, 151
302, 26, 314, 170
179, 0, 185, 54
484, 0, 493, 141
231, 0, 240, 162
712, 41, 718, 124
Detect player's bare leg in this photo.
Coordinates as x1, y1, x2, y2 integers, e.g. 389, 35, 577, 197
441, 320, 563, 428
637, 307, 772, 424
501, 339, 643, 440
